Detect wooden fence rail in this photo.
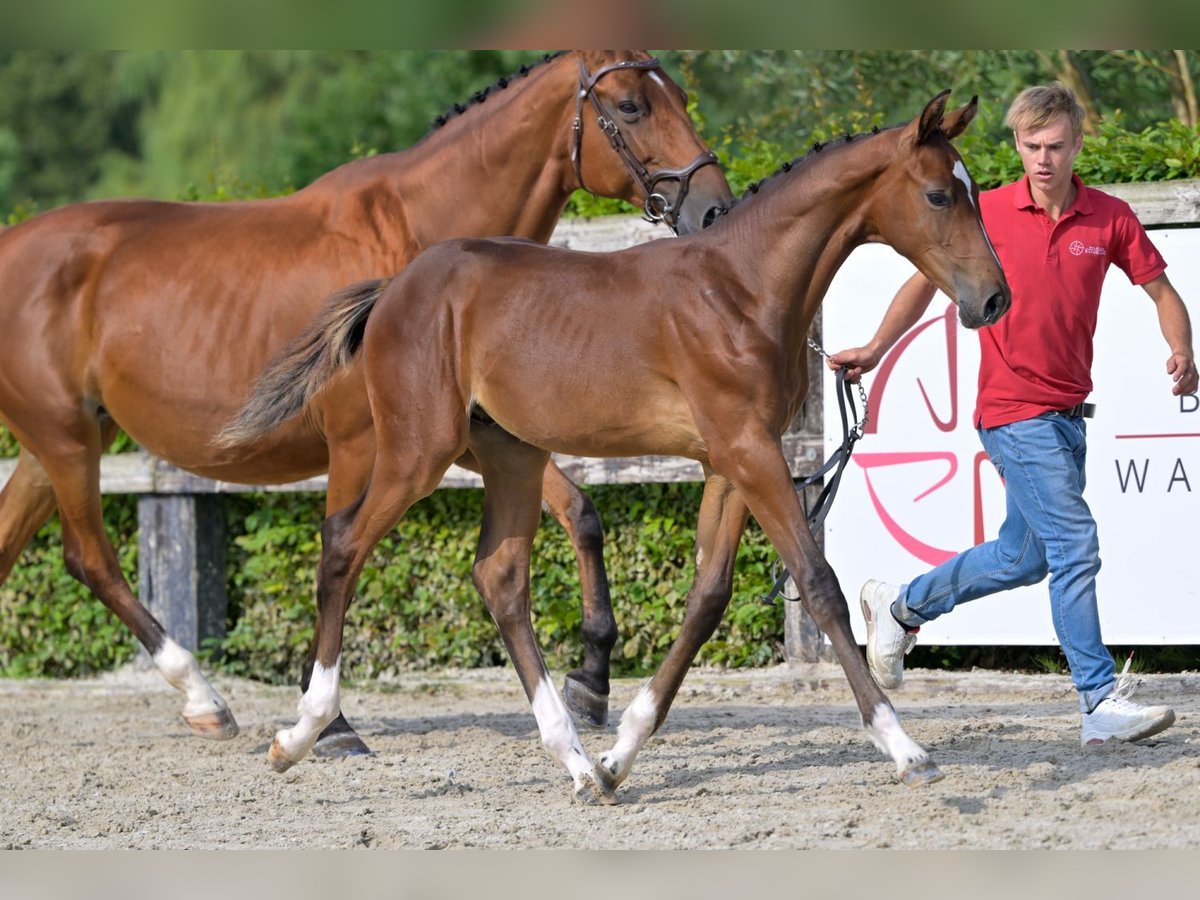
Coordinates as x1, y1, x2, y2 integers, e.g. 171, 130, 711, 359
3, 180, 1195, 665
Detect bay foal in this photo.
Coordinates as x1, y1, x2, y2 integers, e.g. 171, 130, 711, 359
227, 91, 1009, 799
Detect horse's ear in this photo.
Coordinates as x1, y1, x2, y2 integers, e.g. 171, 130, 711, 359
916, 90, 953, 145
940, 96, 979, 141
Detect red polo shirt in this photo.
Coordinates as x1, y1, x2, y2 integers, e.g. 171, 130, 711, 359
974, 174, 1167, 428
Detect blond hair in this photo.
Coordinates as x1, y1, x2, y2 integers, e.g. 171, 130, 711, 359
1004, 82, 1085, 138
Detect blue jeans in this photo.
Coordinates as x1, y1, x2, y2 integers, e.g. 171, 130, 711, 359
893, 413, 1116, 713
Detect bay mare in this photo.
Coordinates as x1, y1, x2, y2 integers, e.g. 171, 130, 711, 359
0, 51, 732, 749
226, 92, 1010, 800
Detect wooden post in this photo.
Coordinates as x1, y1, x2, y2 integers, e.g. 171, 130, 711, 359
137, 494, 227, 661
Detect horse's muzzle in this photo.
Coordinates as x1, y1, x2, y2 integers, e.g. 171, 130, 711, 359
958, 284, 1011, 329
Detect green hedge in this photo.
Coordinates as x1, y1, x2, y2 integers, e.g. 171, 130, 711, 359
1, 477, 784, 681
222, 484, 784, 682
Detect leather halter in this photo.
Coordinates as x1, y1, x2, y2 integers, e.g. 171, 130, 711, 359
571, 56, 720, 234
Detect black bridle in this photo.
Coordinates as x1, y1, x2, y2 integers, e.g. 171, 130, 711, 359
571, 57, 720, 234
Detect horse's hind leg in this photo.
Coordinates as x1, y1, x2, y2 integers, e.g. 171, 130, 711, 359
14, 418, 237, 738
597, 473, 748, 795
308, 419, 376, 759
470, 428, 605, 802
0, 448, 59, 584
540, 462, 616, 729
0, 418, 121, 583
269, 426, 466, 772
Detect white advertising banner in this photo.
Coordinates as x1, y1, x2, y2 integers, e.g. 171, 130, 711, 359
822, 229, 1200, 645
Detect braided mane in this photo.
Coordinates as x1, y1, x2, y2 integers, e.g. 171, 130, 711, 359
428, 52, 567, 132
713, 123, 897, 223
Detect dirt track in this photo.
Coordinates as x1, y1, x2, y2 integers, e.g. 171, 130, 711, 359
2, 663, 1198, 849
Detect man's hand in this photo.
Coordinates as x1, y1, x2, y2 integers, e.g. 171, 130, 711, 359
1167, 352, 1198, 397
827, 346, 882, 384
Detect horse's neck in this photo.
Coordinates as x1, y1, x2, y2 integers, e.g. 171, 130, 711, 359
314, 61, 577, 253
738, 142, 889, 340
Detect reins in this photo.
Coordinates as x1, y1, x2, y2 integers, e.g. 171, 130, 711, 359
759, 339, 869, 605
572, 57, 720, 234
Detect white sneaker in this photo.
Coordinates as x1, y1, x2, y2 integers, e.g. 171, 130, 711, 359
860, 580, 917, 689
1081, 687, 1175, 747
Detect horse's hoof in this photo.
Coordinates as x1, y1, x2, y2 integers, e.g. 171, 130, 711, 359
575, 773, 618, 806
899, 758, 944, 788
563, 676, 608, 730
267, 738, 298, 773
594, 756, 625, 795
312, 730, 373, 759
183, 708, 240, 740
595, 788, 619, 807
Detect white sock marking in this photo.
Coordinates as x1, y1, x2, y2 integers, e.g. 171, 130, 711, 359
153, 639, 226, 719
530, 675, 594, 790
864, 702, 929, 774
275, 656, 341, 764
600, 684, 658, 786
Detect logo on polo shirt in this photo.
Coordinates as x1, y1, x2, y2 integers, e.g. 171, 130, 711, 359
1069, 239, 1106, 257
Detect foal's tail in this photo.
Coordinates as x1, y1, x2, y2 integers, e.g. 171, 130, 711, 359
215, 278, 388, 447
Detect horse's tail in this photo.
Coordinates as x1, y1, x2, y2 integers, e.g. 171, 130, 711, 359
215, 278, 388, 448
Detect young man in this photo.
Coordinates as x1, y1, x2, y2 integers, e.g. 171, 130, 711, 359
830, 83, 1197, 746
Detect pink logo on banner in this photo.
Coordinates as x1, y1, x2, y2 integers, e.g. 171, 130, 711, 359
852, 303, 1002, 565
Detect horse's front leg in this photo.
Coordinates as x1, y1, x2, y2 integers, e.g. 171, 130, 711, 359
597, 472, 749, 795
723, 439, 942, 787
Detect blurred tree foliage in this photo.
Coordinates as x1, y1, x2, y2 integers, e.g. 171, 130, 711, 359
1, 50, 1196, 217
674, 50, 1198, 148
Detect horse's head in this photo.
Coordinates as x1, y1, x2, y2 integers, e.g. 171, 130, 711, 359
868, 91, 1011, 329
572, 50, 733, 235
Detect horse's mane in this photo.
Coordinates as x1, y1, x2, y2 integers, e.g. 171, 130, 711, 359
708, 122, 903, 229
302, 52, 569, 189
426, 52, 567, 134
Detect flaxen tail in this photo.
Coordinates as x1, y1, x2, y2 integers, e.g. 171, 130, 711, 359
216, 278, 388, 447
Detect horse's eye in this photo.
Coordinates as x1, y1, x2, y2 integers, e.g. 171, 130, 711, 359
927, 190, 950, 208
617, 101, 641, 117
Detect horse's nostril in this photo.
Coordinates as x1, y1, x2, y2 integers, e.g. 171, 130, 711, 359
984, 292, 1006, 324
701, 206, 722, 230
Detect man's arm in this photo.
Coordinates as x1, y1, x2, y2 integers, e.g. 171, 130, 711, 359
1142, 272, 1198, 397
827, 271, 939, 382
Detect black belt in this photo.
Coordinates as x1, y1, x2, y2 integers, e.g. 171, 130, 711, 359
1058, 402, 1096, 419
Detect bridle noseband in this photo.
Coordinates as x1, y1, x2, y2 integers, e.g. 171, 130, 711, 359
571, 57, 720, 234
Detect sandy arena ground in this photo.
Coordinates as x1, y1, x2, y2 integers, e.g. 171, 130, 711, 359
2, 663, 1198, 849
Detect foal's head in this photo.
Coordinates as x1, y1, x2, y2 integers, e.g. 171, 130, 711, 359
868, 90, 1011, 329
571, 50, 733, 235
